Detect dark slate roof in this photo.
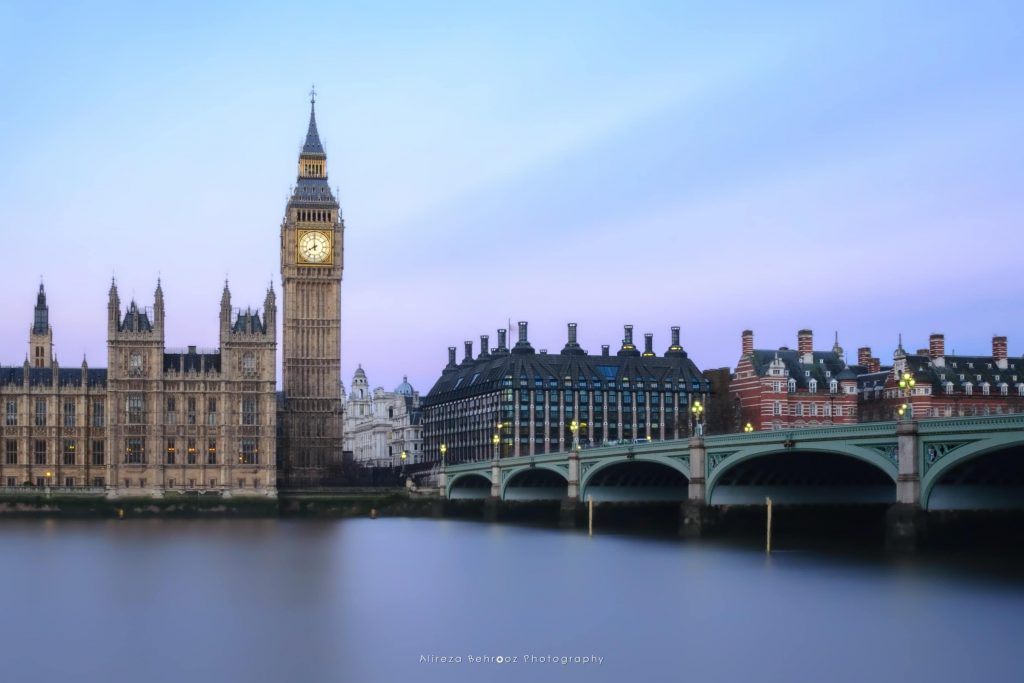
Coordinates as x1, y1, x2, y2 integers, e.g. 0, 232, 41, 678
424, 347, 709, 406
302, 103, 325, 157
291, 175, 337, 206
895, 353, 1024, 392
120, 302, 153, 332
163, 352, 221, 374
0, 366, 107, 387
749, 349, 856, 388
232, 311, 265, 334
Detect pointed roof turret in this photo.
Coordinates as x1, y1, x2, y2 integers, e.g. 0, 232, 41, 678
302, 86, 325, 157
33, 281, 49, 334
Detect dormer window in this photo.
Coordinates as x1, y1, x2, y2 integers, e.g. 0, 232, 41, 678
805, 371, 810, 377
944, 381, 954, 394
999, 383, 1008, 396
808, 379, 817, 393
788, 379, 796, 393
829, 380, 838, 393
981, 382, 990, 396
825, 370, 831, 378
964, 382, 973, 396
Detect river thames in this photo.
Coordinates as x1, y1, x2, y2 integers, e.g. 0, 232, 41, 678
2, 517, 1022, 683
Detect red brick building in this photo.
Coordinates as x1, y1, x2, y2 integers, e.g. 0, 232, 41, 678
732, 329, 861, 431
857, 334, 1024, 420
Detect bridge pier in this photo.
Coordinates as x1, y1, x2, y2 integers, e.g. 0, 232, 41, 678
559, 497, 581, 529
886, 503, 927, 552
490, 459, 500, 498
896, 421, 920, 504
679, 501, 716, 538
483, 496, 501, 522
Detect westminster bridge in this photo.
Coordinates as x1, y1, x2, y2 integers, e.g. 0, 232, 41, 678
439, 415, 1024, 545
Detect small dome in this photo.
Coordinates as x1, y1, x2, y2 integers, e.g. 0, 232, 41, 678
353, 364, 367, 380
395, 375, 414, 396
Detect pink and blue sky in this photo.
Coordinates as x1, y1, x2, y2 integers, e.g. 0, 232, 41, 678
1, 1, 1021, 392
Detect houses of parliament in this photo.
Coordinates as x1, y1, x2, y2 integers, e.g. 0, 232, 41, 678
0, 96, 344, 496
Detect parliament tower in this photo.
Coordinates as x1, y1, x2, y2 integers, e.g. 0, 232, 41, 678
279, 92, 345, 485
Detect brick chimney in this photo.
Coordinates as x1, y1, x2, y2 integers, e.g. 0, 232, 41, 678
857, 347, 872, 366
869, 357, 881, 373
463, 340, 473, 363
447, 347, 456, 368
742, 330, 754, 356
798, 329, 813, 363
497, 328, 507, 352
623, 325, 634, 348
479, 335, 489, 358
994, 335, 1008, 369
643, 333, 654, 357
601, 345, 610, 357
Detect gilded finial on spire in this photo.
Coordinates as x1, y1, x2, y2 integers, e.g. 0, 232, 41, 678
310, 84, 317, 106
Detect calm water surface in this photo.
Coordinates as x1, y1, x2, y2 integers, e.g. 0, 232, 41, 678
1, 518, 1023, 683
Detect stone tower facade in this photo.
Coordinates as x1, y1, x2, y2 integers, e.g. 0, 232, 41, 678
29, 283, 53, 369
279, 93, 345, 485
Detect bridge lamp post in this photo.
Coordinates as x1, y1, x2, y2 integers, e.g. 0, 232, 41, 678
898, 371, 916, 421
492, 433, 500, 461
744, 422, 754, 433
400, 450, 407, 479
570, 419, 580, 452
439, 443, 447, 464
690, 400, 705, 437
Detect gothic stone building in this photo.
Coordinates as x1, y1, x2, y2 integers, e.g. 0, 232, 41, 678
0, 96, 346, 494
0, 281, 277, 495
423, 323, 710, 464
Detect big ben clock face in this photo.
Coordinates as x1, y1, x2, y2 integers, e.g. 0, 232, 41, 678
297, 230, 332, 265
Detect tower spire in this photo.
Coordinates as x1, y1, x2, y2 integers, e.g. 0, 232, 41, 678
302, 86, 325, 156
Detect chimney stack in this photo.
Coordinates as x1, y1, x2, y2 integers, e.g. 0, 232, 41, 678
928, 333, 945, 360
798, 329, 813, 364
742, 330, 754, 356
602, 345, 610, 357
623, 325, 634, 347
463, 341, 473, 363
447, 347, 456, 368
518, 321, 528, 344
480, 335, 489, 357
670, 326, 681, 350
797, 329, 813, 354
994, 335, 1008, 369
858, 347, 872, 366
643, 333, 654, 356
497, 328, 507, 351
568, 323, 577, 345
869, 357, 881, 373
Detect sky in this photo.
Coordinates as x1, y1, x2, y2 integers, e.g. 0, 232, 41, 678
1, 1, 1022, 393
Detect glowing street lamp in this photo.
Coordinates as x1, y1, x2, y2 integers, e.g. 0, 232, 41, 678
690, 399, 705, 437
897, 371, 916, 421
492, 433, 500, 460
439, 443, 447, 463
744, 422, 754, 433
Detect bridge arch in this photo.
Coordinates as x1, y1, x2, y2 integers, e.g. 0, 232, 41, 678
921, 433, 1024, 509
446, 472, 491, 499
579, 455, 691, 503
706, 443, 897, 505
500, 465, 568, 501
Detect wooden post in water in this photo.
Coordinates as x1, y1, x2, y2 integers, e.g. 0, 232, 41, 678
588, 495, 594, 537
766, 496, 773, 554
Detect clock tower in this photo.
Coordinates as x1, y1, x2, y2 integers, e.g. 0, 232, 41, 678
279, 90, 345, 485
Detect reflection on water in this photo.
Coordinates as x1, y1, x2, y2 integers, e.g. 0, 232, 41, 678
0, 518, 1022, 683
